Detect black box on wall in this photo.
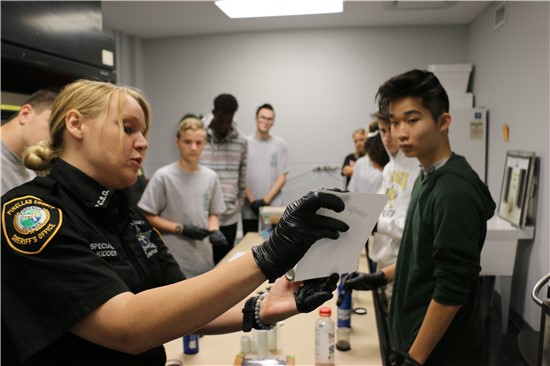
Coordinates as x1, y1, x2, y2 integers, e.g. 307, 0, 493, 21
1, 1, 116, 95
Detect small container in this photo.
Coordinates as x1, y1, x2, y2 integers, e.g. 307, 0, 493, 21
250, 330, 257, 353
261, 213, 272, 239
165, 360, 183, 366
268, 325, 278, 351
336, 277, 352, 352
337, 285, 352, 328
286, 354, 296, 366
240, 335, 251, 354
183, 334, 199, 355
256, 329, 269, 359
336, 327, 351, 351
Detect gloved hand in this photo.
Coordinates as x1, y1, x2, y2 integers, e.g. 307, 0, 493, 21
181, 224, 210, 240
251, 198, 266, 216
294, 273, 340, 313
209, 230, 229, 247
401, 354, 421, 366
251, 189, 349, 282
343, 271, 387, 291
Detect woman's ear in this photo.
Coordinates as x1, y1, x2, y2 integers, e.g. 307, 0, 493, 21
65, 110, 84, 139
438, 112, 452, 133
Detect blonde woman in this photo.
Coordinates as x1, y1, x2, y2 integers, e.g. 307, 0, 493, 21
1, 79, 348, 365
341, 127, 366, 188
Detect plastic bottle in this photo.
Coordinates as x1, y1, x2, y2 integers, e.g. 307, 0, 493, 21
261, 213, 272, 239
183, 334, 199, 354
315, 306, 335, 366
336, 282, 352, 351
337, 282, 352, 328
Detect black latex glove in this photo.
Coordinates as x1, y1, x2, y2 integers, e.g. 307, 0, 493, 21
251, 198, 266, 216
343, 271, 387, 291
336, 273, 352, 306
294, 273, 340, 313
209, 230, 229, 247
181, 224, 210, 240
251, 189, 349, 282
401, 354, 422, 366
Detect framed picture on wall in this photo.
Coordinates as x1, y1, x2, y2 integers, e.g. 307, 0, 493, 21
497, 150, 536, 228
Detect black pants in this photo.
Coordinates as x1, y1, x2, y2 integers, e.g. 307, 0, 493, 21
242, 218, 259, 236
393, 349, 483, 366
214, 223, 238, 264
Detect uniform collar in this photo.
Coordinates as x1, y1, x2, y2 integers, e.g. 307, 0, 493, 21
50, 158, 116, 209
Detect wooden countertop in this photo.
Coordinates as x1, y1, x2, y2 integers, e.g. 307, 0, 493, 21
164, 233, 382, 366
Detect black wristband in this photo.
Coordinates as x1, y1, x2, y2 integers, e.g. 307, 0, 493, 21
404, 354, 422, 366
242, 296, 257, 332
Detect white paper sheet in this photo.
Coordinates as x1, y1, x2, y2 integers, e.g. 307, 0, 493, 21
291, 190, 387, 281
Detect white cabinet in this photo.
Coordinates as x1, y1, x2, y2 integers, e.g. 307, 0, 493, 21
481, 216, 535, 333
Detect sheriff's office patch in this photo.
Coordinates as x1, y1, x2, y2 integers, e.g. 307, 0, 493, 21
2, 195, 63, 255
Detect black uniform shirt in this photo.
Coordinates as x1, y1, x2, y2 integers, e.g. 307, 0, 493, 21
1, 159, 185, 365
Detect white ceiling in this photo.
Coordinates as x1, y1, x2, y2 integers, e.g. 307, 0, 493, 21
101, 1, 492, 39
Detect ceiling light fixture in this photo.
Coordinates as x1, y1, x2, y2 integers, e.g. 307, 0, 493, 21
384, 1, 456, 11
215, 0, 344, 19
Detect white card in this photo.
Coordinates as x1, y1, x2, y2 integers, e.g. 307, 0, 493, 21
291, 190, 387, 281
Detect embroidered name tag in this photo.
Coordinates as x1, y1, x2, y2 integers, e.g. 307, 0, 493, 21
2, 195, 62, 255
90, 242, 118, 258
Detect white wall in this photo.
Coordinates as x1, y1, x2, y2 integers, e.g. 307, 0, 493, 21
117, 2, 548, 329
468, 1, 549, 330
141, 26, 468, 202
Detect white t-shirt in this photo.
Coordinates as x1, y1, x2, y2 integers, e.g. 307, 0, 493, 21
242, 134, 289, 220
369, 150, 420, 268
138, 163, 226, 278
1, 140, 36, 194
347, 156, 383, 194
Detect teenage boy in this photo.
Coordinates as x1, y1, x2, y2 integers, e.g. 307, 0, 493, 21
367, 112, 420, 304
345, 69, 495, 366
242, 103, 289, 234
200, 94, 247, 262
1, 89, 58, 193
138, 116, 227, 278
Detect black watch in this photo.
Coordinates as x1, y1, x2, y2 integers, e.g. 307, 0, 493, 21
242, 296, 257, 332
175, 224, 183, 235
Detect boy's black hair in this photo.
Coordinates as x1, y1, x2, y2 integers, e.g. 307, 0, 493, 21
376, 69, 449, 122
365, 132, 389, 168
256, 103, 274, 115
213, 93, 238, 113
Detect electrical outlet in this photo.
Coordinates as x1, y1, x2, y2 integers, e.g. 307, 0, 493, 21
312, 164, 340, 172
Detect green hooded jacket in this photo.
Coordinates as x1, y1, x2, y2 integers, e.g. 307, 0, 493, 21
389, 153, 496, 365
